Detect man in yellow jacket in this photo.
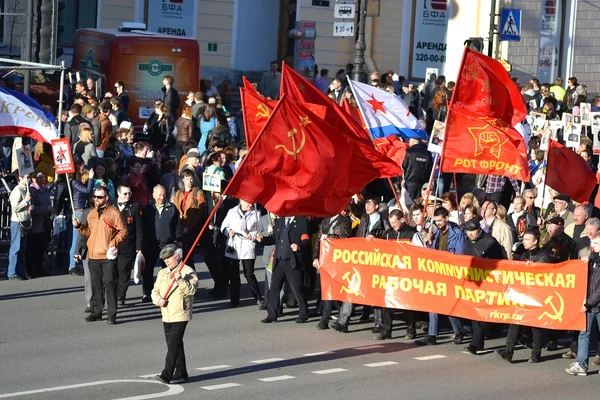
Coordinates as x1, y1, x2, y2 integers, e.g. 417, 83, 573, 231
151, 244, 198, 384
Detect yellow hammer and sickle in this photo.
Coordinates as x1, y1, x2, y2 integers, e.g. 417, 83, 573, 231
340, 267, 362, 297
255, 103, 269, 118
538, 291, 565, 322
274, 128, 306, 160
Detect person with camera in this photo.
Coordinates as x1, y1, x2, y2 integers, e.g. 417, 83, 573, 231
151, 244, 198, 384
312, 206, 353, 330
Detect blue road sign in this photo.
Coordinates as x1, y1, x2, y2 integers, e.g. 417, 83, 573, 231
499, 8, 521, 41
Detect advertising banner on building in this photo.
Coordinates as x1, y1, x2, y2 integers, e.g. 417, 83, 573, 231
147, 0, 198, 38
537, 0, 562, 82
410, 0, 452, 80
319, 238, 587, 330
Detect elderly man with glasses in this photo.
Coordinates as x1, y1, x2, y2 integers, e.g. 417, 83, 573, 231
73, 186, 127, 324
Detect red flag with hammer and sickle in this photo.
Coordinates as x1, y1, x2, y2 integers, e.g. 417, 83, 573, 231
239, 86, 277, 146
225, 94, 402, 217
441, 48, 529, 181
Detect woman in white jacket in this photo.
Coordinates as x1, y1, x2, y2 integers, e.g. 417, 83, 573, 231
221, 199, 263, 307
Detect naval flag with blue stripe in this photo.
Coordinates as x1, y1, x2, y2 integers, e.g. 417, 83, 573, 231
349, 79, 427, 141
0, 87, 59, 144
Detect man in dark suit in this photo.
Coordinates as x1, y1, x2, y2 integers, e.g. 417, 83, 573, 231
313, 208, 353, 330
114, 184, 144, 305
161, 75, 180, 121
258, 216, 311, 323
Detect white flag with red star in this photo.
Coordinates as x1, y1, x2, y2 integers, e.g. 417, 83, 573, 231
349, 79, 427, 140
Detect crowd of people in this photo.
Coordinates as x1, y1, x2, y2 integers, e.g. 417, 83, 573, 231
2, 61, 600, 380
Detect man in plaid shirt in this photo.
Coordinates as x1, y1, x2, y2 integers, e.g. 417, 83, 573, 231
486, 175, 520, 209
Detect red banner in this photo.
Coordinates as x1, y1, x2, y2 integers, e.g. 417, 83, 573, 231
319, 238, 587, 330
51, 138, 75, 174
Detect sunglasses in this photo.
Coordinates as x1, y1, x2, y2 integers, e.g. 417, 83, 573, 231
93, 195, 107, 199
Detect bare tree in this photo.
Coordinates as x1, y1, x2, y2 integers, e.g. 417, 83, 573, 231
6, 0, 24, 55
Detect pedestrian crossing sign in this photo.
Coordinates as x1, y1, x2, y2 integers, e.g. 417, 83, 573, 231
499, 8, 521, 41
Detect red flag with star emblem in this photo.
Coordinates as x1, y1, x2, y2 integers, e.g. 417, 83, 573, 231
225, 94, 402, 217
547, 139, 596, 203
441, 48, 529, 181
373, 136, 407, 170
239, 87, 277, 146
280, 63, 372, 143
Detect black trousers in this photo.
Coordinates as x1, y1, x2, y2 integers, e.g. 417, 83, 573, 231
407, 183, 423, 201
470, 321, 486, 350
381, 308, 394, 333
506, 324, 543, 358
161, 321, 188, 382
404, 310, 418, 334
226, 258, 262, 304
117, 253, 135, 300
204, 245, 226, 293
25, 231, 50, 277
319, 300, 341, 322
143, 247, 161, 297
89, 259, 118, 319
267, 260, 308, 319
182, 235, 197, 271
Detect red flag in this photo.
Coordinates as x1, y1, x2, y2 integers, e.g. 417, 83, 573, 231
373, 136, 407, 170
340, 97, 365, 127
225, 94, 402, 217
243, 76, 260, 96
441, 108, 530, 181
547, 139, 596, 203
441, 48, 529, 181
451, 48, 527, 127
280, 63, 371, 143
239, 87, 277, 146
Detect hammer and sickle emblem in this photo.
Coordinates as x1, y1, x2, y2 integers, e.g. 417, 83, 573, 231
538, 291, 565, 322
340, 267, 363, 297
255, 103, 269, 118
275, 128, 306, 160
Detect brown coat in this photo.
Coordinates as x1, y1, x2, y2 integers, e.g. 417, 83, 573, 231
77, 205, 127, 260
151, 264, 198, 322
97, 113, 113, 151
173, 188, 206, 234
176, 116, 194, 142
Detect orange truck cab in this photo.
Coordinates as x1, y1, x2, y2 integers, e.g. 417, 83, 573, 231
72, 26, 200, 133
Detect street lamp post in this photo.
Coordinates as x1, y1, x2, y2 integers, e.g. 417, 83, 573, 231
23, 0, 33, 95
352, 0, 368, 83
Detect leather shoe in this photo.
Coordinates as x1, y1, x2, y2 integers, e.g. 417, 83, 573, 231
155, 375, 170, 384
85, 315, 101, 322
261, 316, 277, 323
257, 299, 267, 310
140, 295, 152, 303
415, 335, 437, 346
331, 321, 349, 333
106, 317, 117, 325
453, 332, 464, 345
373, 331, 391, 340
295, 317, 308, 324
405, 331, 416, 340
84, 307, 91, 313
372, 325, 382, 334
171, 373, 188, 383
118, 298, 125, 306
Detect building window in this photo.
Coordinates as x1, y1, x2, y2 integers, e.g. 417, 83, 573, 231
58, 0, 98, 47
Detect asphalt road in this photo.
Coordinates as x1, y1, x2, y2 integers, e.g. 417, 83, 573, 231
1, 260, 599, 400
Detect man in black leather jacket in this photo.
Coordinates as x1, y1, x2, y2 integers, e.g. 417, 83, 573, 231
496, 229, 551, 364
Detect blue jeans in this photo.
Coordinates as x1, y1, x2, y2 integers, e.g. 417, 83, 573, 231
69, 210, 83, 269
428, 312, 464, 336
2, 146, 12, 171
576, 312, 600, 370
8, 221, 27, 277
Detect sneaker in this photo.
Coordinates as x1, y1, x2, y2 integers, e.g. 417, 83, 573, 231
462, 345, 479, 355
453, 332, 464, 345
592, 358, 600, 366
565, 362, 587, 376
405, 331, 416, 340
528, 355, 541, 363
316, 320, 329, 330
562, 351, 576, 359
494, 349, 512, 363
415, 335, 437, 346
546, 341, 558, 351
372, 325, 382, 334
106, 317, 117, 325
373, 331, 391, 340
8, 275, 25, 281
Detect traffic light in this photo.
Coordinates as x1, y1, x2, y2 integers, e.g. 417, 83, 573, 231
464, 37, 484, 53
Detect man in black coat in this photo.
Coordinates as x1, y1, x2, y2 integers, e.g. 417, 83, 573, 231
376, 209, 418, 340
462, 220, 505, 355
161, 75, 180, 121
140, 185, 183, 302
258, 216, 311, 323
496, 229, 552, 364
114, 184, 144, 305
64, 104, 91, 145
313, 207, 353, 330
402, 138, 434, 200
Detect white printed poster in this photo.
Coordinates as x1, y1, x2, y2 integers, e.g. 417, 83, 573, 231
147, 0, 198, 38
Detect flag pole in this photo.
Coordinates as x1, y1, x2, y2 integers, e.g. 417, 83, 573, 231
419, 153, 440, 229
179, 94, 288, 267
540, 141, 550, 216
239, 87, 251, 145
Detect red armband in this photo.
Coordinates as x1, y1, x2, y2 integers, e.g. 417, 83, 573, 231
300, 234, 310, 241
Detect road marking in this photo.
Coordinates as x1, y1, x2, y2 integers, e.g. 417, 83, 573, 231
196, 365, 231, 371
250, 358, 285, 364
303, 351, 333, 356
354, 345, 384, 350
139, 373, 161, 378
312, 368, 348, 375
258, 375, 295, 382
200, 383, 241, 390
364, 361, 398, 368
0, 379, 184, 399
414, 355, 447, 361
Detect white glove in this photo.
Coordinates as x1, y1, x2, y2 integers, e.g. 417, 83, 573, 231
106, 246, 118, 260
